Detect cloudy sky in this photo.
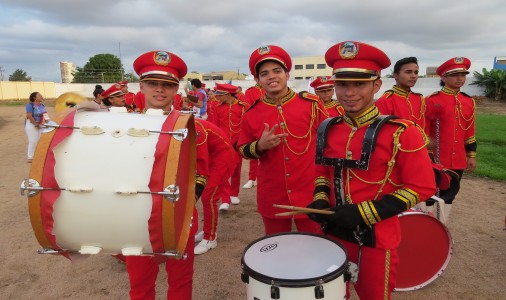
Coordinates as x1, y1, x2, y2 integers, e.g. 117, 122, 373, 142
1, 0, 504, 82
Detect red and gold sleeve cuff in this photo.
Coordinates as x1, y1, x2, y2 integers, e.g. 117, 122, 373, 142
238, 141, 262, 159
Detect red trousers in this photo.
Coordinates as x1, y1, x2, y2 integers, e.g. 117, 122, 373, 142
201, 183, 227, 240
331, 238, 399, 300
222, 153, 242, 203
261, 216, 322, 235
125, 209, 198, 300
248, 159, 258, 181
230, 152, 242, 197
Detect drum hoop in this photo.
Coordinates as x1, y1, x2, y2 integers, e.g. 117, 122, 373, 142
28, 108, 76, 252
394, 211, 453, 291
241, 232, 348, 287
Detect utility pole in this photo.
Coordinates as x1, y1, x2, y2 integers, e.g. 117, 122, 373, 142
0, 66, 4, 81
119, 42, 124, 80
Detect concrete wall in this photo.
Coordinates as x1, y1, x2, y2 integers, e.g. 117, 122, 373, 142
0, 78, 484, 101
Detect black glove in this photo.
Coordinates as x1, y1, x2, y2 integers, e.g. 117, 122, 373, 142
323, 204, 365, 229
306, 200, 330, 224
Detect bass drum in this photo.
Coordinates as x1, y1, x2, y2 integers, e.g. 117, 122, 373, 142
394, 210, 453, 291
241, 233, 348, 299
23, 108, 195, 259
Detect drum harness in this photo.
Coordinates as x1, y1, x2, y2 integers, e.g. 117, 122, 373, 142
315, 114, 397, 283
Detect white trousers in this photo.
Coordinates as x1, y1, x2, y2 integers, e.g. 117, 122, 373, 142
25, 121, 41, 159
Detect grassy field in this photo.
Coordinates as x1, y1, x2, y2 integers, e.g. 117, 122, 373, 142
475, 114, 506, 181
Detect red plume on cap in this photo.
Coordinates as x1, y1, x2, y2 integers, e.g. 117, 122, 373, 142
249, 45, 292, 77
437, 57, 471, 77
325, 41, 390, 81
133, 50, 188, 84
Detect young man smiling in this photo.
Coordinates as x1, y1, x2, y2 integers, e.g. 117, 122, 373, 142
236, 45, 328, 235
376, 57, 427, 131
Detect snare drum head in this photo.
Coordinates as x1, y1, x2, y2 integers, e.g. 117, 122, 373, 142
242, 233, 347, 286
395, 211, 453, 291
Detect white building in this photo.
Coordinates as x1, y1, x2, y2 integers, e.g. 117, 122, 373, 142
291, 56, 333, 79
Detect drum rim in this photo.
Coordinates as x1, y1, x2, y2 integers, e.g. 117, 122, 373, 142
241, 232, 348, 287
394, 210, 453, 291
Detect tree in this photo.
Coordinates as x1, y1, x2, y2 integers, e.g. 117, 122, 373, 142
72, 54, 124, 83
9, 69, 31, 81
471, 68, 506, 101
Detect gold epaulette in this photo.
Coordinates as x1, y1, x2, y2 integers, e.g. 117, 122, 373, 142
298, 91, 320, 102
388, 118, 415, 128
382, 90, 394, 98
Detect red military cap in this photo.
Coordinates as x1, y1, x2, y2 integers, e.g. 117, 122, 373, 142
101, 83, 124, 98
249, 45, 292, 77
310, 76, 334, 91
437, 57, 471, 77
119, 80, 128, 86
325, 41, 391, 81
133, 50, 188, 85
213, 83, 239, 95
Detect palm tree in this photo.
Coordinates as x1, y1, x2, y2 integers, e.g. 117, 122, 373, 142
471, 68, 506, 101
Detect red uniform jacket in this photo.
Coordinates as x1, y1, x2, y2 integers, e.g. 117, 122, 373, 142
195, 119, 235, 189
132, 92, 146, 113
244, 84, 265, 106
209, 99, 249, 145
425, 86, 477, 169
315, 106, 435, 249
376, 85, 427, 132
324, 100, 345, 117
237, 89, 328, 217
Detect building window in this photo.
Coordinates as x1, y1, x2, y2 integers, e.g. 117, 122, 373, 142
305, 76, 313, 79
306, 64, 314, 69
294, 77, 303, 80
294, 65, 303, 70
317, 64, 326, 69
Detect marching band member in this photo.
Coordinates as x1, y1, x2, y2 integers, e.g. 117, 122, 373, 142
307, 41, 436, 299
376, 57, 427, 131
193, 119, 235, 254
101, 83, 126, 108
120, 80, 144, 112
209, 83, 249, 210
241, 83, 265, 189
124, 50, 196, 300
236, 45, 328, 235
425, 57, 477, 218
310, 76, 344, 117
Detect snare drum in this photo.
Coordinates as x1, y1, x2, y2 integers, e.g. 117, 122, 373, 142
241, 233, 348, 299
394, 210, 453, 291
23, 108, 195, 258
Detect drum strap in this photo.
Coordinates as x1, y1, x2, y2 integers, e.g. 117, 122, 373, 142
316, 115, 398, 205
28, 109, 75, 253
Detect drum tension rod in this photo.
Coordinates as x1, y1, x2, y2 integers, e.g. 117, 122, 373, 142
115, 185, 180, 202
20, 179, 93, 197
149, 128, 188, 141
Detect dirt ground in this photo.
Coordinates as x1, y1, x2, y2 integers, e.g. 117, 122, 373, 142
0, 103, 505, 300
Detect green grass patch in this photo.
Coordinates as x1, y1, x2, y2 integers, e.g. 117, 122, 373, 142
474, 114, 506, 180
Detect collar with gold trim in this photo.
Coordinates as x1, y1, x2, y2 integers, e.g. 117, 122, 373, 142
392, 85, 410, 98
324, 100, 339, 109
441, 86, 460, 96
263, 89, 296, 105
343, 105, 380, 128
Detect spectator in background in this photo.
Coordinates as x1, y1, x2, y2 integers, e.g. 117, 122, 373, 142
25, 92, 49, 162
101, 83, 126, 108
93, 85, 105, 106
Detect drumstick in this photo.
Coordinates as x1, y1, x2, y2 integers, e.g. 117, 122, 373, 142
273, 204, 334, 215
